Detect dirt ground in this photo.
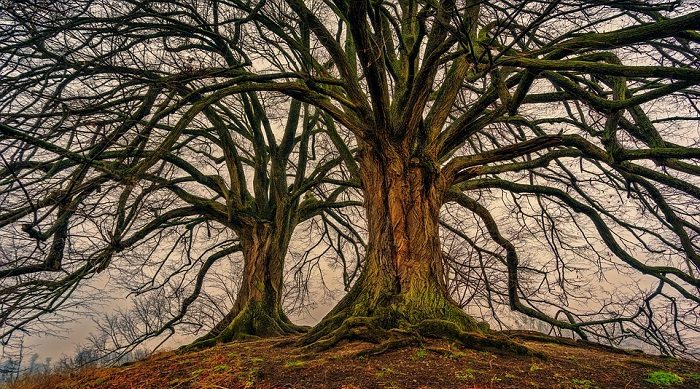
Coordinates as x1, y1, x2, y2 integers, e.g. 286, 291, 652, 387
9, 332, 700, 388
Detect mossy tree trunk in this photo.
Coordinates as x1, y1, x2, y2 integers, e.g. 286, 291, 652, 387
303, 146, 488, 348
191, 219, 305, 347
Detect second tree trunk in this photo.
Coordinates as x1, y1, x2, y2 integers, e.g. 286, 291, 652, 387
194, 221, 304, 346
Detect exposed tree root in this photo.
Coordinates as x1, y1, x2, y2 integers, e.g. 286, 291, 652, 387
301, 308, 544, 359
414, 319, 544, 358
180, 303, 307, 353
502, 330, 644, 356
354, 331, 422, 358
302, 316, 393, 352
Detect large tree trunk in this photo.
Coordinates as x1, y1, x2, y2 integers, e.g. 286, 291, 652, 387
191, 221, 305, 347
303, 147, 488, 348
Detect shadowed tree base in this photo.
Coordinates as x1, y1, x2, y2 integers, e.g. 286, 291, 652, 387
180, 221, 310, 352
300, 289, 541, 358
181, 302, 309, 351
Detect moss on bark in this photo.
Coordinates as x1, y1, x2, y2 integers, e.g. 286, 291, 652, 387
183, 221, 307, 351
301, 148, 537, 357
185, 301, 307, 350
300, 287, 536, 357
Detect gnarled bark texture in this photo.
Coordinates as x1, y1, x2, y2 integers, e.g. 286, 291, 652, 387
189, 221, 305, 348
302, 147, 507, 353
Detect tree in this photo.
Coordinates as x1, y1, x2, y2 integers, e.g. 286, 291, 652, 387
193, 0, 700, 354
2, 0, 700, 358
0, 0, 359, 350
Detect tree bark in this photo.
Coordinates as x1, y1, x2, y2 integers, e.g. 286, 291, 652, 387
191, 220, 305, 347
303, 146, 487, 347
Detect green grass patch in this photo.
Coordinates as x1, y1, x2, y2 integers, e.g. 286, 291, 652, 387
645, 371, 683, 386
414, 348, 427, 359
529, 362, 542, 372
455, 368, 476, 380
241, 368, 259, 388
443, 349, 467, 360
284, 360, 305, 368
376, 367, 394, 378
213, 364, 230, 373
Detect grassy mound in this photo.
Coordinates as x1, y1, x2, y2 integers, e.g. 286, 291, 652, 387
8, 333, 700, 388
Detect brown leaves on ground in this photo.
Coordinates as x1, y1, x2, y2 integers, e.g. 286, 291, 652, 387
9, 334, 700, 389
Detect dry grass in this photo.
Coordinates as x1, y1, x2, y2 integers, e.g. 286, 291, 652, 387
6, 334, 700, 388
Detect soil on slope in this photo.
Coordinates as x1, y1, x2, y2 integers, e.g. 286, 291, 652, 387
9, 332, 700, 388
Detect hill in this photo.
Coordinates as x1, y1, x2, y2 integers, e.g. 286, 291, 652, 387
8, 332, 700, 388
